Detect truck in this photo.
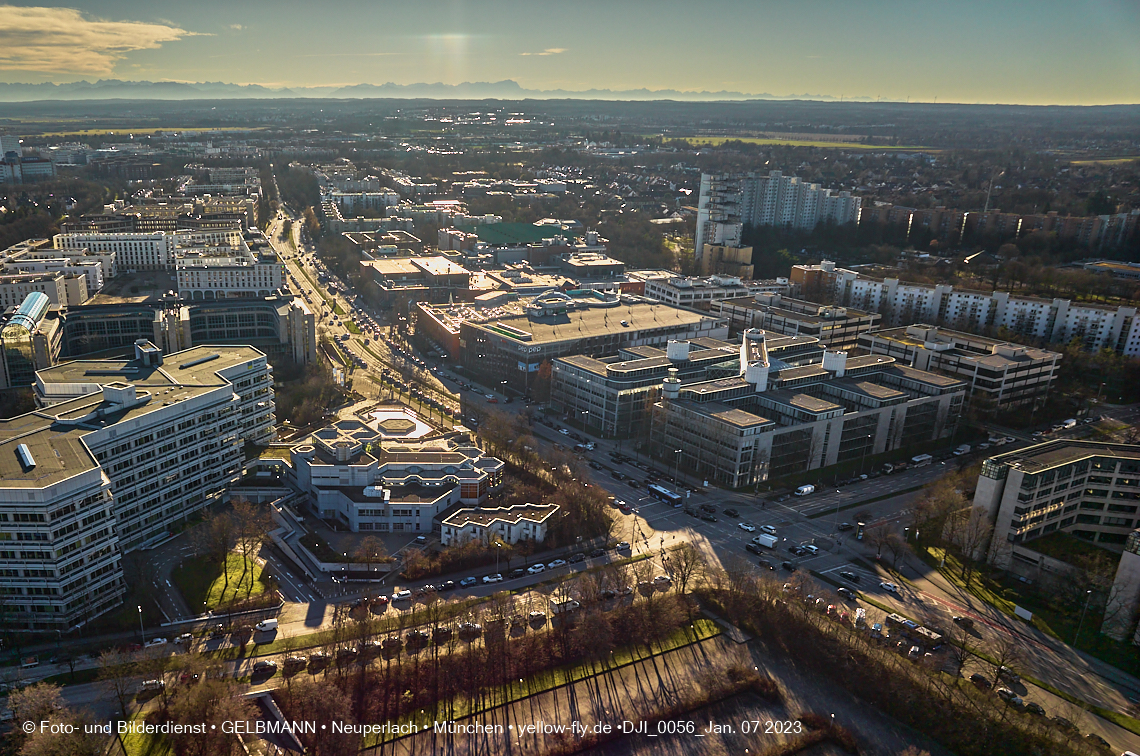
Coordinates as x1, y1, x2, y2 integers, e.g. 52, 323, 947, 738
1061, 418, 1078, 430
953, 444, 971, 456
910, 454, 933, 467
794, 484, 816, 496
751, 533, 779, 549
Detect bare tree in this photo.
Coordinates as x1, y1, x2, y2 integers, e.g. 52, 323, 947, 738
353, 535, 388, 576
97, 649, 140, 716
230, 498, 274, 595
198, 509, 237, 594
946, 507, 994, 587
669, 541, 706, 602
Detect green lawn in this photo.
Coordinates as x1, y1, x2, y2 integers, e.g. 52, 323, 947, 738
344, 320, 361, 334
171, 552, 270, 612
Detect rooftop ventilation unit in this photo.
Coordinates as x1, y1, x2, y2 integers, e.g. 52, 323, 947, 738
16, 443, 35, 470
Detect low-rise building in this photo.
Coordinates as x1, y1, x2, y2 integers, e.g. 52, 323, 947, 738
290, 420, 504, 533
712, 293, 880, 350
0, 292, 63, 390
176, 245, 285, 300
441, 504, 559, 547
859, 325, 1061, 411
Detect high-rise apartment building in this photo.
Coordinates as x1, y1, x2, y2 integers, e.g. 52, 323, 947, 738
695, 171, 861, 264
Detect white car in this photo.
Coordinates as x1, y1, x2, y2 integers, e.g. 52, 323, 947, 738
144, 637, 168, 648
879, 581, 900, 594
653, 575, 672, 587
614, 499, 627, 509
738, 522, 757, 532
559, 428, 570, 435
547, 559, 568, 569
759, 525, 778, 535
801, 544, 820, 555
527, 564, 547, 575
482, 573, 503, 584
392, 589, 412, 601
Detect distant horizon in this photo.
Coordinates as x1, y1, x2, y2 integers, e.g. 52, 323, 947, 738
1, 77, 1139, 107
0, 1, 1137, 106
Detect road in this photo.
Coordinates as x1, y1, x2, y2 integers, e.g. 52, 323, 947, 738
18, 207, 1131, 751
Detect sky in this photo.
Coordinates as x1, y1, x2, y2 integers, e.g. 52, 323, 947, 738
0, 0, 1138, 104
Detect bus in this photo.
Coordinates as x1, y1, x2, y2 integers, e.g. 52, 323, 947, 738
646, 484, 683, 506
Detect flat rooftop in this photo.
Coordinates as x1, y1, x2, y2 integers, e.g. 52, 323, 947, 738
865, 325, 1059, 364
989, 440, 1140, 474
442, 503, 559, 528
672, 399, 773, 429
471, 301, 719, 345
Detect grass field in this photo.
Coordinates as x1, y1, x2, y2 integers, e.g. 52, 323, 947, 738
171, 552, 270, 612
1069, 157, 1140, 165
665, 135, 935, 151
39, 126, 264, 137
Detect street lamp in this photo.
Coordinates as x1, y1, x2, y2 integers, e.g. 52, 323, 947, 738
1074, 589, 1094, 646
137, 605, 144, 644
673, 449, 683, 487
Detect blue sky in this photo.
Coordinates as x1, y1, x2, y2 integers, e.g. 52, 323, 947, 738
1, 1, 1138, 103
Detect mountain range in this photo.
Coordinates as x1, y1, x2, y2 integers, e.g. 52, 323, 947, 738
0, 79, 864, 103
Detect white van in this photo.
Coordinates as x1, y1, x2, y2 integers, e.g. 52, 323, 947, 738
254, 619, 278, 633
794, 484, 815, 496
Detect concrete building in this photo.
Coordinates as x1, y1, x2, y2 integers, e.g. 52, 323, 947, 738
551, 334, 822, 439
860, 325, 1061, 412
793, 261, 1140, 356
53, 229, 245, 273
0, 342, 275, 631
974, 441, 1140, 574
0, 273, 71, 309
644, 275, 754, 310
440, 504, 558, 547
56, 295, 317, 367
695, 171, 860, 264
699, 244, 754, 279
361, 255, 472, 306
291, 420, 504, 533
1105, 529, 1140, 643
649, 329, 966, 487
712, 293, 880, 350
175, 246, 285, 300
455, 290, 729, 394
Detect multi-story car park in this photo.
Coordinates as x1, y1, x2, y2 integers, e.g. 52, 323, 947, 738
0, 341, 275, 631
859, 324, 1061, 412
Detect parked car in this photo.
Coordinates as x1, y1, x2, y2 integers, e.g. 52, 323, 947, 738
723, 508, 739, 517
569, 552, 586, 563
953, 615, 974, 630
837, 587, 855, 600
527, 564, 546, 575
616, 541, 631, 551
997, 666, 1021, 684
653, 575, 672, 587
969, 673, 992, 690
746, 543, 763, 555
508, 568, 528, 579
547, 559, 568, 569
781, 561, 797, 571
483, 573, 504, 583
590, 548, 606, 558
1023, 702, 1045, 716
837, 522, 854, 531
758, 558, 775, 570
252, 660, 277, 675
996, 687, 1022, 706
879, 581, 900, 593
144, 638, 168, 648
459, 577, 478, 588
801, 544, 820, 555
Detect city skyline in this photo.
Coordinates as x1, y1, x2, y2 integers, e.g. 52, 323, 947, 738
0, 0, 1136, 105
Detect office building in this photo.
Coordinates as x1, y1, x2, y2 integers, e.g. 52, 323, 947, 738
54, 229, 244, 273
648, 329, 966, 487
453, 289, 729, 394
175, 246, 285, 300
552, 334, 822, 439
0, 342, 275, 631
859, 325, 1061, 412
699, 244, 755, 279
793, 261, 1140, 356
0, 273, 71, 309
361, 255, 472, 306
695, 171, 860, 264
975, 440, 1140, 563
712, 293, 880, 350
291, 420, 504, 533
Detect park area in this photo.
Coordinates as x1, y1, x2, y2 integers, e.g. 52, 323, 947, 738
171, 552, 275, 613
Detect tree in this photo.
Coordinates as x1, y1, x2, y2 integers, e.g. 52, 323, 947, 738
669, 541, 706, 604
230, 498, 274, 593
8, 682, 65, 730
197, 510, 236, 594
354, 536, 388, 575
168, 679, 255, 756
946, 507, 994, 587
97, 649, 139, 716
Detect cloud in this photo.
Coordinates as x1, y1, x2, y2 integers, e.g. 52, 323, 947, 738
229, 24, 244, 31
0, 5, 192, 75
520, 48, 567, 57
